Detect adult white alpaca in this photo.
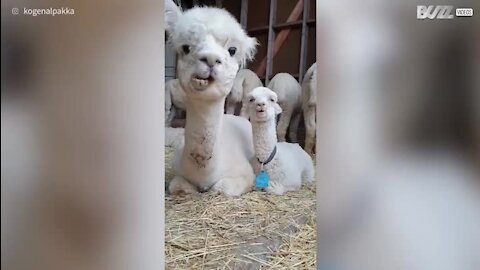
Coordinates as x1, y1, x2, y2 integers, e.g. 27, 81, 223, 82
246, 87, 314, 195
165, 78, 186, 126
225, 69, 263, 117
165, 0, 258, 196
301, 63, 317, 155
267, 73, 302, 142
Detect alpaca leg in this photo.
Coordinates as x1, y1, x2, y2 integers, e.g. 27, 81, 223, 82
276, 106, 293, 142
288, 112, 301, 143
266, 181, 286, 195
304, 106, 316, 155
225, 99, 237, 115
212, 175, 253, 197
168, 175, 198, 195
166, 108, 176, 127
239, 103, 249, 119
165, 87, 173, 126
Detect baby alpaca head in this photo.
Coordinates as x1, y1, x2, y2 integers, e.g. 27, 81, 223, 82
246, 87, 282, 122
165, 0, 257, 101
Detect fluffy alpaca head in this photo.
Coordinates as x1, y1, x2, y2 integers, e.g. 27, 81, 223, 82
165, 0, 257, 101
246, 87, 282, 122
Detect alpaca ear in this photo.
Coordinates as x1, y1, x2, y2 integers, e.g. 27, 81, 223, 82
273, 103, 282, 114
165, 0, 182, 34
244, 36, 258, 63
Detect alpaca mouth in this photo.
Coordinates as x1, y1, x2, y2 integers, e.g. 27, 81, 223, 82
192, 75, 214, 90
256, 110, 267, 119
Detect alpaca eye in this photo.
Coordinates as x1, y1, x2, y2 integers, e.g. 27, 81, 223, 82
249, 98, 255, 102
182, 45, 190, 54
228, 47, 237, 56
270, 98, 275, 102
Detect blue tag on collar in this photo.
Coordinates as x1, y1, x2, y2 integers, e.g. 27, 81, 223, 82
255, 170, 269, 188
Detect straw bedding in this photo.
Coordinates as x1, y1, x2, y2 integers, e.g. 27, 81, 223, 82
165, 146, 316, 269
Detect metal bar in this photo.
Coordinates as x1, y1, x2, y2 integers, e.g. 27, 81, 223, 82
215, 0, 223, 8
240, 0, 248, 29
298, 0, 309, 82
265, 0, 277, 85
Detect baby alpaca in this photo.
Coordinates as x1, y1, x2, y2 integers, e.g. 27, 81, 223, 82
225, 69, 263, 117
267, 73, 302, 142
165, 79, 186, 127
246, 87, 314, 195
301, 63, 317, 155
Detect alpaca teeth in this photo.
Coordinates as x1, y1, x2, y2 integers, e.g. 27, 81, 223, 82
198, 79, 208, 85
192, 77, 210, 88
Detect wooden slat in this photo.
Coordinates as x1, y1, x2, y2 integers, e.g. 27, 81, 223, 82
255, 0, 304, 80
248, 26, 269, 35
265, 0, 277, 85
298, 0, 310, 82
248, 19, 315, 35
274, 20, 303, 30
240, 0, 248, 29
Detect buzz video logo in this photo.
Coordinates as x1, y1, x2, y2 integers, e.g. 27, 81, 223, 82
417, 5, 474, 19
417, 5, 454, 19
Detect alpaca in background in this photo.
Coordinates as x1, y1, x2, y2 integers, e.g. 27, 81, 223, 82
165, 78, 186, 127
301, 63, 317, 155
225, 69, 263, 118
267, 73, 302, 143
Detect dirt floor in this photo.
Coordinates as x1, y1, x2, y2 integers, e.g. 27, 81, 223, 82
165, 146, 316, 269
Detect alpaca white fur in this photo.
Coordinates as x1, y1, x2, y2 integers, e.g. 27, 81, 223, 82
301, 63, 317, 155
225, 69, 263, 117
165, 127, 185, 149
267, 73, 302, 142
165, 79, 187, 126
246, 87, 314, 195
165, 0, 258, 196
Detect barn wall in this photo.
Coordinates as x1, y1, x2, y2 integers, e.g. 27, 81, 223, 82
167, 0, 316, 84
165, 36, 176, 82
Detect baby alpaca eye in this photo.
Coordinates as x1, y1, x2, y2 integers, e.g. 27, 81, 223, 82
270, 98, 275, 102
182, 45, 190, 54
228, 47, 237, 56
249, 97, 255, 102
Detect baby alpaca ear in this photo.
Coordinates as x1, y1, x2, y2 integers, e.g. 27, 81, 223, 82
273, 103, 282, 115
165, 0, 182, 34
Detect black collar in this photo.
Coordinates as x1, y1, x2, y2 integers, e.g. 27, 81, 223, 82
257, 145, 277, 166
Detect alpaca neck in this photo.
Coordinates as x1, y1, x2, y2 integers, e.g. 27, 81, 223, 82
252, 118, 277, 162
183, 97, 225, 168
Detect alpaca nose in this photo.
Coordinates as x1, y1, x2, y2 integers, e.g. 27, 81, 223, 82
199, 53, 222, 67
257, 102, 266, 108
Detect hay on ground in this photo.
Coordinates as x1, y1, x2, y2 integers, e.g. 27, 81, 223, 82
165, 146, 316, 269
